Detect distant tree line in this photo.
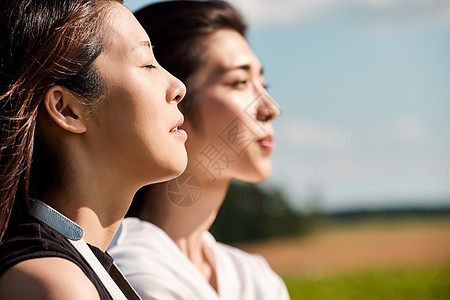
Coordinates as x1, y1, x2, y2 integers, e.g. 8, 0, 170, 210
210, 180, 321, 244
210, 180, 450, 244
327, 206, 450, 222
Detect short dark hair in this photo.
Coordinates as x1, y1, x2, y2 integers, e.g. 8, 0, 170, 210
134, 0, 247, 119
128, 1, 247, 218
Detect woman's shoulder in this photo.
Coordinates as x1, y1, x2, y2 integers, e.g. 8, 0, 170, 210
203, 232, 269, 269
109, 217, 168, 249
0, 216, 76, 274
108, 218, 180, 271
205, 233, 291, 299
0, 216, 113, 299
0, 256, 100, 299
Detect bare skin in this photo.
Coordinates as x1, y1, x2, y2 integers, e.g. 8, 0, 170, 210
137, 29, 279, 294
138, 178, 229, 293
0, 258, 100, 300
0, 3, 186, 298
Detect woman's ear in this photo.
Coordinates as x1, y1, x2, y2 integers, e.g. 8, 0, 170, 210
43, 85, 87, 134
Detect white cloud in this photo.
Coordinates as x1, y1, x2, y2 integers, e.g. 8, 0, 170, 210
392, 115, 427, 142
281, 120, 349, 150
229, 0, 450, 28
229, 0, 339, 27
371, 115, 428, 143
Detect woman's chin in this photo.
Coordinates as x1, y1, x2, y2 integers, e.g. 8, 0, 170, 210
169, 154, 189, 179
235, 164, 272, 183
150, 152, 188, 184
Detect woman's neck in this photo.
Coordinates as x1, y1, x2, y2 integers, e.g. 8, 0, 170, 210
138, 169, 230, 290
41, 164, 136, 252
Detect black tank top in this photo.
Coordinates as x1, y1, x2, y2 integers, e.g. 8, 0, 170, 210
0, 215, 113, 299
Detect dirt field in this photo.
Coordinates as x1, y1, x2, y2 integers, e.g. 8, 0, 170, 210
235, 218, 450, 276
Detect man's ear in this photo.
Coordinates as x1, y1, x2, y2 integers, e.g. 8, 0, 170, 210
43, 85, 88, 134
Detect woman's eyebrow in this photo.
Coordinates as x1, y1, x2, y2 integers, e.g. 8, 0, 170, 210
226, 64, 264, 75
227, 64, 250, 71
132, 40, 153, 51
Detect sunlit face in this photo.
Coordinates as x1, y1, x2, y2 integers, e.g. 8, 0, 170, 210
88, 4, 187, 187
185, 29, 280, 182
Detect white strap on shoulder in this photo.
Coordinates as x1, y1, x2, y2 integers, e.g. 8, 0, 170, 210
29, 199, 130, 299
69, 239, 128, 300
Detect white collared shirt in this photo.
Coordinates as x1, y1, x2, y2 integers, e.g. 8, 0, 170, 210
108, 218, 290, 300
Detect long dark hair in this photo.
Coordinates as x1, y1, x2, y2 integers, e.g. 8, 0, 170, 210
0, 0, 123, 242
127, 0, 247, 218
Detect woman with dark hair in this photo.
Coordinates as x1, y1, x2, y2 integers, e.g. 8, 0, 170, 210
0, 0, 187, 298
108, 1, 290, 299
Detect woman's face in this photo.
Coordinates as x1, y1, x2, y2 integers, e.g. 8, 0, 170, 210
88, 4, 187, 186
185, 29, 279, 183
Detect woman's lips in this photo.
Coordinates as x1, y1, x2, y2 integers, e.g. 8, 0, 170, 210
257, 135, 274, 152
170, 127, 187, 136
170, 115, 187, 138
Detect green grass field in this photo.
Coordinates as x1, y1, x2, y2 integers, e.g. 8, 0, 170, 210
283, 265, 450, 300
236, 217, 450, 299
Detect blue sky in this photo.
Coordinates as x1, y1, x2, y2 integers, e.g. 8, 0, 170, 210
124, 0, 450, 211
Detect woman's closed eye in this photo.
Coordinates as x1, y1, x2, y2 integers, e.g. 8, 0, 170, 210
144, 64, 157, 69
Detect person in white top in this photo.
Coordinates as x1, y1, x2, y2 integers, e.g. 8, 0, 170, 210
108, 1, 289, 299
110, 218, 289, 299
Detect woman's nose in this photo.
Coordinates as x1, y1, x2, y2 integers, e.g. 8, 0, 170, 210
167, 71, 186, 104
256, 91, 280, 123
